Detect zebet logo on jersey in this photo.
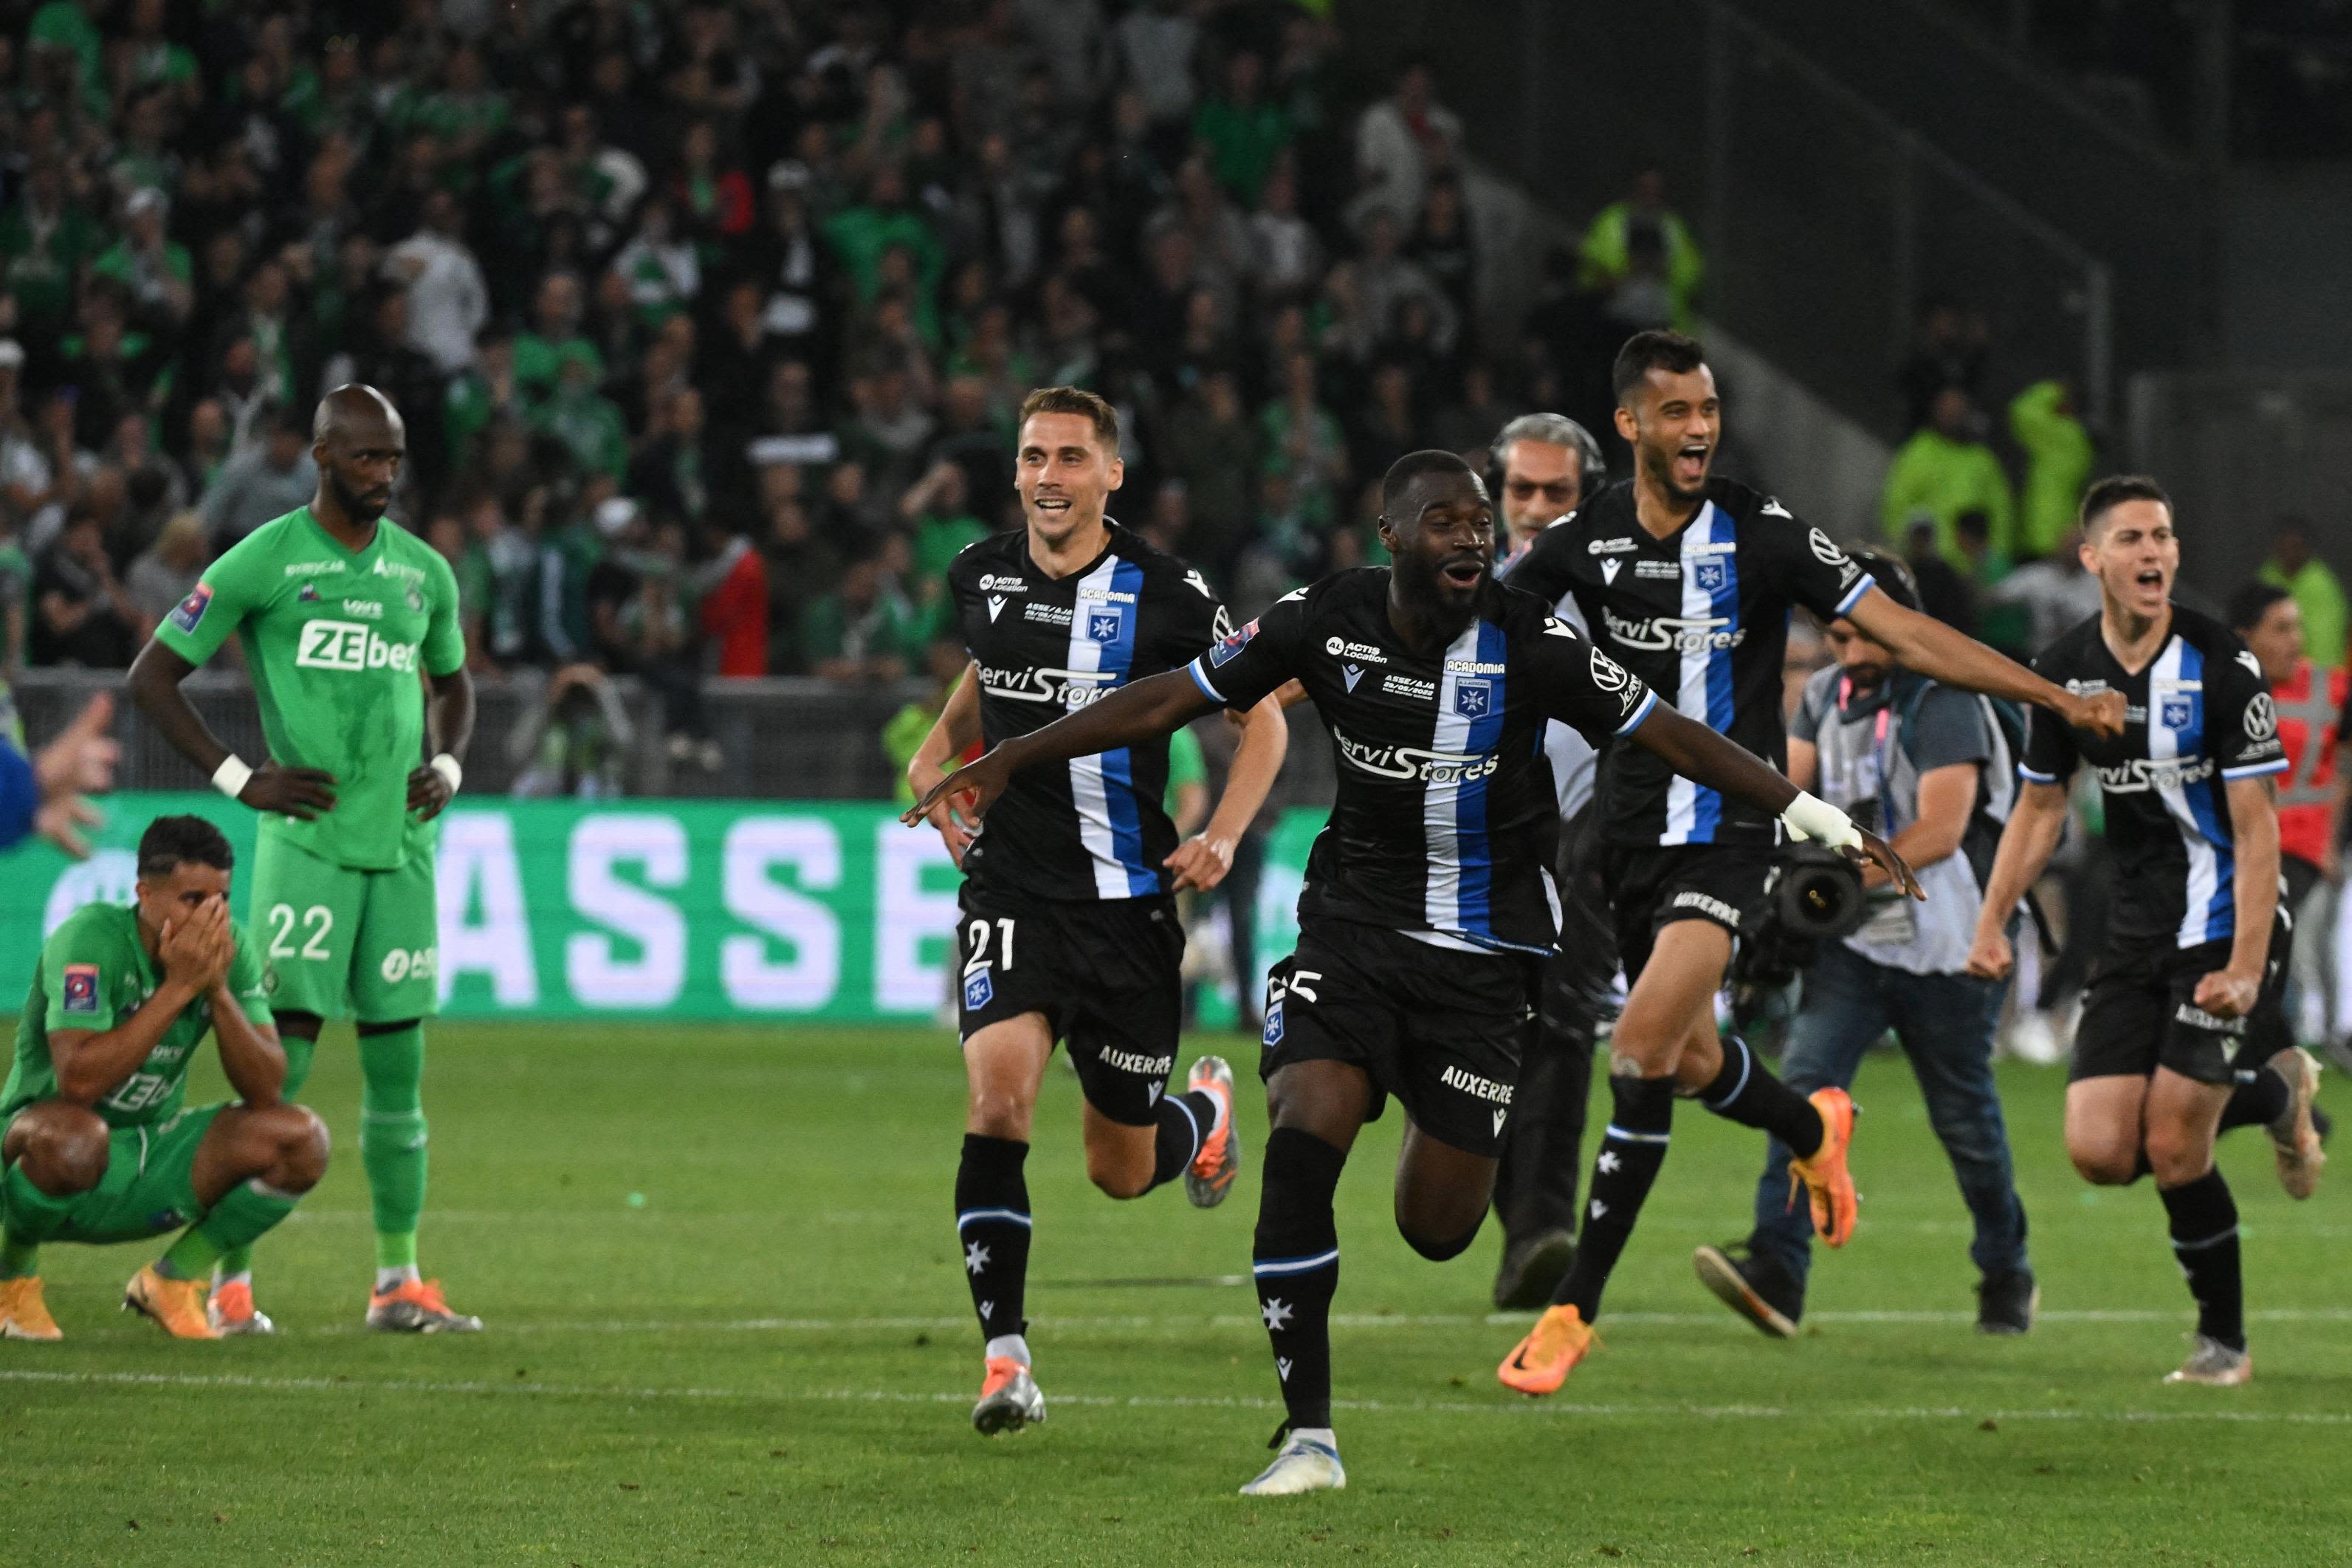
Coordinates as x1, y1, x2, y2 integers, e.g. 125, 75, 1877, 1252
295, 618, 422, 673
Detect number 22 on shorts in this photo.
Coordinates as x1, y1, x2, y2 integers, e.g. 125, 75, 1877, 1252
266, 903, 335, 961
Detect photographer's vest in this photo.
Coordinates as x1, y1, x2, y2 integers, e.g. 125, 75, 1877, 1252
1809, 670, 2016, 977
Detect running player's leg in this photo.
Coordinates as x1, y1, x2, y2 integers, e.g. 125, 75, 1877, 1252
1241, 938, 1392, 1495
960, 1011, 1054, 1428
2145, 1066, 2244, 1382
1541, 918, 1723, 1327
0, 1103, 107, 1338
1065, 898, 1233, 1205
1244, 1056, 1370, 1495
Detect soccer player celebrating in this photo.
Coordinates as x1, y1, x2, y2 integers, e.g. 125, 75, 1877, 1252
1491, 331, 2123, 1397
908, 450, 1919, 1493
0, 815, 328, 1341
907, 386, 1290, 1436
126, 385, 477, 1335
1969, 477, 2314, 1386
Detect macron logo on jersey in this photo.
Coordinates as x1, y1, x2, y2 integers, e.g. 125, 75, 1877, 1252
295, 619, 421, 673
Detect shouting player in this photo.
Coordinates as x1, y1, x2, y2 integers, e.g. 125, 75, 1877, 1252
126, 385, 478, 1335
1488, 331, 2125, 1396
1969, 477, 2322, 1386
908, 450, 1917, 1493
907, 386, 1289, 1435
1, 815, 327, 1341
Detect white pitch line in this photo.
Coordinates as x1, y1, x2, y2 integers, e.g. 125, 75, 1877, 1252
4, 1368, 2348, 1428
275, 1305, 2352, 1336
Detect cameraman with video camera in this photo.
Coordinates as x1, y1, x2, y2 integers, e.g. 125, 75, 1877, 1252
1693, 549, 2038, 1337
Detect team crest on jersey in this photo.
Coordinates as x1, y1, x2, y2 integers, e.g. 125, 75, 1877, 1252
1209, 619, 1257, 667
1085, 605, 1126, 643
407, 585, 425, 613
2161, 695, 2193, 731
298, 581, 321, 603
963, 964, 994, 1012
1454, 679, 1493, 719
61, 963, 99, 1013
1262, 1000, 1285, 1045
1695, 558, 1728, 594
168, 582, 213, 633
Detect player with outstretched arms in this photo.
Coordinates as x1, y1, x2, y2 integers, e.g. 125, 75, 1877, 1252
909, 450, 1919, 1493
906, 386, 1290, 1436
0, 815, 329, 1341
1487, 331, 2126, 1395
125, 385, 478, 1335
1967, 476, 2320, 1386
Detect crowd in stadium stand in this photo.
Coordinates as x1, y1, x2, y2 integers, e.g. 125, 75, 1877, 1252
4, 1, 2345, 762
0, 0, 1518, 704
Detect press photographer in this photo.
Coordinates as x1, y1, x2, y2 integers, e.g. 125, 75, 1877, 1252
1693, 550, 2038, 1337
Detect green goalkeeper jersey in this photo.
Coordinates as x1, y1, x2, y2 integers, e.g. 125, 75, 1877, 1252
154, 506, 465, 871
3, 902, 274, 1129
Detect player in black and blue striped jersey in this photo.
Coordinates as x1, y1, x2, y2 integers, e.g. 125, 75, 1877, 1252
907, 387, 1291, 1439
1969, 475, 2312, 1388
1491, 331, 2126, 1398
907, 449, 1919, 1495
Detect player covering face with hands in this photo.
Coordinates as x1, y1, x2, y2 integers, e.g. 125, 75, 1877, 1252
909, 450, 1919, 1495
1, 816, 329, 1342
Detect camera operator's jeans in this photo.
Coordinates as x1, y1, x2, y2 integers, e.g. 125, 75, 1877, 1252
1748, 942, 2029, 1304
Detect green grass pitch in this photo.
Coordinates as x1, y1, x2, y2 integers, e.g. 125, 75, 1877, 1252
3, 1020, 2348, 1565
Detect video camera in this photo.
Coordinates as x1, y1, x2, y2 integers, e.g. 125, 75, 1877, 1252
1730, 843, 1868, 992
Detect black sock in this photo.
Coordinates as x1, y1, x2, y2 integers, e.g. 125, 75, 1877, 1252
2219, 1065, 2290, 1132
1147, 1089, 1221, 1189
1550, 1076, 1675, 1321
2159, 1167, 2244, 1352
1696, 1035, 1823, 1157
955, 1134, 1033, 1352
1253, 1127, 1347, 1431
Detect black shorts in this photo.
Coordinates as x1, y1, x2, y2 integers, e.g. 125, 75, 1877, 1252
1262, 919, 1541, 1159
956, 887, 1184, 1127
2071, 924, 2291, 1087
1600, 842, 1779, 982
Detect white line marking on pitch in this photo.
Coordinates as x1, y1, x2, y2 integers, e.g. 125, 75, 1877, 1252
3, 1369, 2345, 1427
279, 1305, 2352, 1336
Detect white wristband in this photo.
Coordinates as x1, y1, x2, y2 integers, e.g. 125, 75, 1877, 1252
1781, 790, 1863, 850
429, 753, 463, 794
212, 755, 254, 800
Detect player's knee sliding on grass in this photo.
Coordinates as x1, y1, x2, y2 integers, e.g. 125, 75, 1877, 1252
128, 383, 479, 1335
0, 816, 328, 1343
907, 389, 1288, 1437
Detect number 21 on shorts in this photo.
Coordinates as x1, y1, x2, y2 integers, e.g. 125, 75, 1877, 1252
962, 918, 1015, 1011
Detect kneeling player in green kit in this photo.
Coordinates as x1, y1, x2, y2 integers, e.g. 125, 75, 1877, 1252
128, 383, 478, 1335
0, 815, 329, 1341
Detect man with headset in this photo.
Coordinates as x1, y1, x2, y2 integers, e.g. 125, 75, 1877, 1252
1489, 412, 1616, 1308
